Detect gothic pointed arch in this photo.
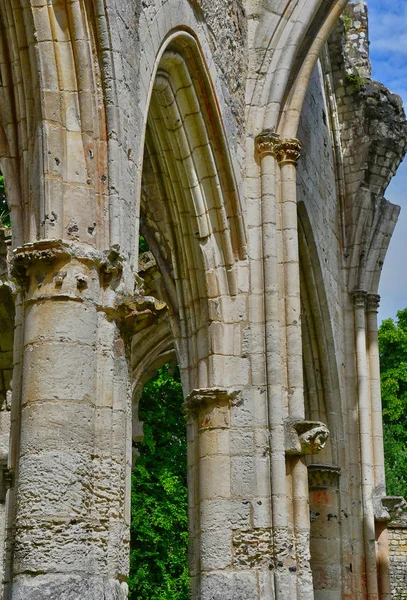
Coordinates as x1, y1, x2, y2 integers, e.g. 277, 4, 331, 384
137, 31, 247, 393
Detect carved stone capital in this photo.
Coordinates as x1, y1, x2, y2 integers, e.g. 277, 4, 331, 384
11, 239, 124, 290
255, 129, 283, 160
366, 293, 380, 312
255, 131, 302, 165
351, 289, 367, 308
285, 420, 330, 456
279, 138, 302, 165
375, 495, 407, 523
307, 464, 341, 491
184, 388, 241, 429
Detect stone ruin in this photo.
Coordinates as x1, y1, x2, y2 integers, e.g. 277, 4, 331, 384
0, 0, 405, 598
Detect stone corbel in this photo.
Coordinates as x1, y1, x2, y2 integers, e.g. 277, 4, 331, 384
184, 388, 241, 429
285, 419, 330, 456
374, 495, 407, 523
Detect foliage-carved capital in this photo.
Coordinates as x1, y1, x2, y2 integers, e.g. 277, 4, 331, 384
255, 131, 302, 165
104, 294, 167, 341
279, 138, 303, 165
255, 129, 284, 160
11, 239, 124, 291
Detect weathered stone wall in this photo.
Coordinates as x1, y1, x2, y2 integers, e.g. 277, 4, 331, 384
389, 525, 407, 599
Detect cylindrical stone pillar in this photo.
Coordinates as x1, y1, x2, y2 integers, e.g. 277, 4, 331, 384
8, 241, 131, 599
185, 388, 260, 600
353, 290, 379, 600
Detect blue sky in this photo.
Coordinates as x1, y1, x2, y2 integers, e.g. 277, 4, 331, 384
367, 0, 407, 322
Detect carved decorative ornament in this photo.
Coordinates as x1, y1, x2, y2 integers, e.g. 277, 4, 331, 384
375, 495, 407, 523
11, 239, 124, 289
280, 138, 302, 164
255, 129, 302, 164
255, 129, 283, 160
351, 289, 367, 308
366, 293, 380, 312
285, 419, 330, 456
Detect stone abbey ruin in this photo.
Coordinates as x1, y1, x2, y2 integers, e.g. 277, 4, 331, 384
0, 0, 406, 598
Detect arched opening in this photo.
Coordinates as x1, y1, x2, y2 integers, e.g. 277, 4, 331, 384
131, 31, 246, 598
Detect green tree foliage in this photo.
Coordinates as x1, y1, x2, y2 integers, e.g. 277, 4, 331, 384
379, 308, 407, 498
0, 174, 10, 228
128, 364, 189, 600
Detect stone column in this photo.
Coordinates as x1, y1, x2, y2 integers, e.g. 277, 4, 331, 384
8, 241, 131, 599
352, 290, 379, 600
366, 294, 386, 492
185, 388, 261, 600
255, 130, 295, 599
366, 294, 392, 599
307, 464, 341, 600
278, 137, 315, 600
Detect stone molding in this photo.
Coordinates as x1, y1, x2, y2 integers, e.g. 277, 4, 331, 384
307, 464, 341, 490
285, 419, 330, 456
255, 130, 302, 164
